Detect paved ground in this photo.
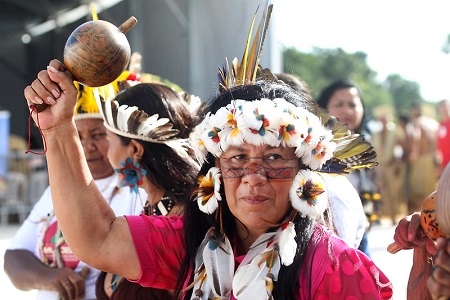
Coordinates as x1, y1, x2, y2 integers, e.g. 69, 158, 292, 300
1, 221, 412, 299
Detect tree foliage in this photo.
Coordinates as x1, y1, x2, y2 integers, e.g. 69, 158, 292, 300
282, 47, 425, 120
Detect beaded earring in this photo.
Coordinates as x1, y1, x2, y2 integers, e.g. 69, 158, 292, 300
115, 157, 147, 193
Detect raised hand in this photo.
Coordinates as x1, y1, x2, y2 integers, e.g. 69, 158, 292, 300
390, 212, 438, 255
23, 59, 78, 130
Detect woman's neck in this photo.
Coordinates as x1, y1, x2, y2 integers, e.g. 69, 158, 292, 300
142, 178, 165, 206
235, 223, 267, 255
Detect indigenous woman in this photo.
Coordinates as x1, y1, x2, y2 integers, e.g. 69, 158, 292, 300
94, 82, 200, 299
5, 83, 142, 300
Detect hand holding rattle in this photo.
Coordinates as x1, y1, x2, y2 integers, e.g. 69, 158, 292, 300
387, 190, 448, 254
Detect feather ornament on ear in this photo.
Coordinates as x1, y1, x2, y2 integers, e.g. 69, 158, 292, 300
289, 170, 328, 218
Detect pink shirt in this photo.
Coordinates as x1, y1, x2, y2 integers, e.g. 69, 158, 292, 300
125, 215, 185, 290
126, 215, 392, 299
299, 225, 393, 299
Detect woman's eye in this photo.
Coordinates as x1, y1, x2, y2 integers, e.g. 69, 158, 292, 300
92, 133, 107, 140
266, 154, 282, 161
231, 154, 247, 161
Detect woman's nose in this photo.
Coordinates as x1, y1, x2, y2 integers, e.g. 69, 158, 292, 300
81, 139, 97, 152
241, 163, 268, 186
344, 105, 355, 115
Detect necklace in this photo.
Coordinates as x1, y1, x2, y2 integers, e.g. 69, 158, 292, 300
143, 195, 175, 216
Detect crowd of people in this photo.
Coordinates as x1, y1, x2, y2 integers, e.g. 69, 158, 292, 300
4, 2, 450, 300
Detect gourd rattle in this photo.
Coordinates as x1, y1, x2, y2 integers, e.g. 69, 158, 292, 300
34, 16, 137, 112
387, 190, 448, 254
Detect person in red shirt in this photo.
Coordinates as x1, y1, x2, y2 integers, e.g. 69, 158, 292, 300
437, 99, 450, 173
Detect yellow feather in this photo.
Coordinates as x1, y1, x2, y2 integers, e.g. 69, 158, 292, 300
90, 3, 98, 21
237, 10, 258, 85
218, 1, 273, 91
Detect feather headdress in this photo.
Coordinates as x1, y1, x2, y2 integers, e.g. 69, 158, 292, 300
74, 72, 129, 121
218, 2, 273, 93
94, 89, 191, 158
74, 82, 102, 120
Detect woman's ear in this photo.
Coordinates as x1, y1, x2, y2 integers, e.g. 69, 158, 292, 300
215, 158, 220, 169
129, 139, 144, 162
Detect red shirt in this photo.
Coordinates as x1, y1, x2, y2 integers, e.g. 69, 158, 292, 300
438, 119, 450, 169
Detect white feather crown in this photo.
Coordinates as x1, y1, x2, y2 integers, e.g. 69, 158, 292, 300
94, 89, 191, 158
191, 98, 337, 170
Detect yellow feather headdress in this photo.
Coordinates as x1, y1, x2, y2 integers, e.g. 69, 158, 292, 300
218, 2, 273, 92
74, 73, 128, 120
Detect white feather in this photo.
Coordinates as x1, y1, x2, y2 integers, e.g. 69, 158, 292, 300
117, 104, 138, 132
278, 222, 296, 266
232, 249, 280, 299
202, 235, 234, 298
164, 139, 190, 158
104, 100, 115, 130
139, 114, 169, 135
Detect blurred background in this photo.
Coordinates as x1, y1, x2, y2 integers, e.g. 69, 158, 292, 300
2, 0, 450, 298
1, 0, 450, 144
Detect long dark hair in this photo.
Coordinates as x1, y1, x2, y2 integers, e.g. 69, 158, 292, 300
316, 79, 366, 134
114, 83, 199, 200
176, 81, 319, 299
96, 83, 198, 300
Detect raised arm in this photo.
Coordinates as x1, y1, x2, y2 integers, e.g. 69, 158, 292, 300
23, 60, 140, 280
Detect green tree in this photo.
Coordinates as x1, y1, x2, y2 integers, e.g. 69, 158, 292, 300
384, 74, 424, 117
282, 47, 393, 118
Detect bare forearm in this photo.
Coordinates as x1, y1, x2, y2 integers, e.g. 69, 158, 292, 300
44, 123, 116, 261
407, 247, 432, 300
5, 249, 58, 291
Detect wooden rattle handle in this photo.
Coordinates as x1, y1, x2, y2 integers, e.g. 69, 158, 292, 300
118, 16, 137, 34
387, 231, 428, 254
387, 242, 402, 254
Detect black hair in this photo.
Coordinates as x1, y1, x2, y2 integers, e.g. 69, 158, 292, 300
96, 83, 198, 300
274, 73, 313, 101
113, 83, 199, 200
316, 79, 366, 134
176, 81, 319, 299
